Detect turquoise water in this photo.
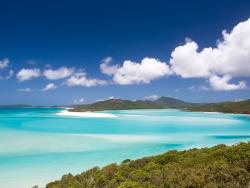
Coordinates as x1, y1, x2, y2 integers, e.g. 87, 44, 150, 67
0, 108, 250, 188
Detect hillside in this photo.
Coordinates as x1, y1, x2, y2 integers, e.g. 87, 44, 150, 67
70, 97, 197, 112
70, 97, 250, 114
188, 99, 250, 114
46, 142, 250, 188
70, 99, 163, 112
155, 96, 196, 108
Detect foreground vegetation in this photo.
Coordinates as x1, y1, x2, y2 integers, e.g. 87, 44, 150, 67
188, 99, 250, 114
46, 142, 250, 188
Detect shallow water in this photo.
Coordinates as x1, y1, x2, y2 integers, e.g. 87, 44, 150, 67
0, 108, 249, 188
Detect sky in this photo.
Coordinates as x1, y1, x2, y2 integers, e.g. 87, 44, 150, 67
0, 0, 250, 105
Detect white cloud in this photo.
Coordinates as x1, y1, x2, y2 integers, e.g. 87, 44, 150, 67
66, 71, 107, 87
170, 17, 250, 90
144, 94, 159, 100
16, 68, 40, 82
0, 59, 10, 80
95, 96, 118, 102
42, 83, 57, 91
101, 57, 171, 85
44, 67, 74, 80
209, 74, 246, 91
74, 97, 85, 104
188, 85, 209, 91
18, 88, 33, 92
6, 70, 14, 80
0, 58, 10, 69
100, 57, 119, 76
170, 41, 211, 78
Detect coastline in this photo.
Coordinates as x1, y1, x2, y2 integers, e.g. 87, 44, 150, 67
57, 109, 117, 118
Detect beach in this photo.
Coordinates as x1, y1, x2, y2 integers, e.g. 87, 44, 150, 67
57, 109, 117, 118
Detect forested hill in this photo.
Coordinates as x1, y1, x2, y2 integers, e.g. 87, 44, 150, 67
70, 97, 195, 112
46, 142, 250, 188
155, 96, 197, 108
70, 99, 163, 112
70, 97, 250, 114
188, 99, 250, 114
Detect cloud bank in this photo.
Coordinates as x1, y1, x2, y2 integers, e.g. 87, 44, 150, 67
169, 18, 250, 90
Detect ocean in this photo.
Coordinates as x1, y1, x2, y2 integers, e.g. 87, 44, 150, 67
0, 108, 249, 188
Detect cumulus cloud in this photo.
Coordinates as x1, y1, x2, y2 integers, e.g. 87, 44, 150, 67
170, 17, 250, 90
42, 83, 57, 91
209, 75, 246, 91
100, 57, 119, 76
170, 41, 211, 78
44, 67, 74, 80
101, 57, 171, 85
66, 71, 107, 87
73, 97, 85, 104
144, 94, 159, 100
18, 88, 33, 92
0, 58, 10, 69
16, 68, 40, 82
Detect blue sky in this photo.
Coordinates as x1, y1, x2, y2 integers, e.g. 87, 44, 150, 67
0, 0, 250, 105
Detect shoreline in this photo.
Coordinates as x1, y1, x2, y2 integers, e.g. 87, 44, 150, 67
66, 108, 250, 117
56, 109, 117, 118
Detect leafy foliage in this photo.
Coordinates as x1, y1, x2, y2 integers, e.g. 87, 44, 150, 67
46, 142, 250, 188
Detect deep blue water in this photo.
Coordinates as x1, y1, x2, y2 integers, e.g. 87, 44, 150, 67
0, 108, 249, 188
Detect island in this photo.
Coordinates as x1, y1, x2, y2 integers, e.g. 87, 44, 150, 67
70, 97, 198, 112
70, 97, 250, 115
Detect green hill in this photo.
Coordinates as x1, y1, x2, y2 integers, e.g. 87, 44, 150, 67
46, 142, 250, 188
70, 99, 163, 112
70, 97, 250, 114
70, 97, 197, 112
188, 99, 250, 114
155, 96, 196, 108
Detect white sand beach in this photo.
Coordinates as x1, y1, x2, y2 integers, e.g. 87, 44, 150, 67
57, 110, 117, 118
